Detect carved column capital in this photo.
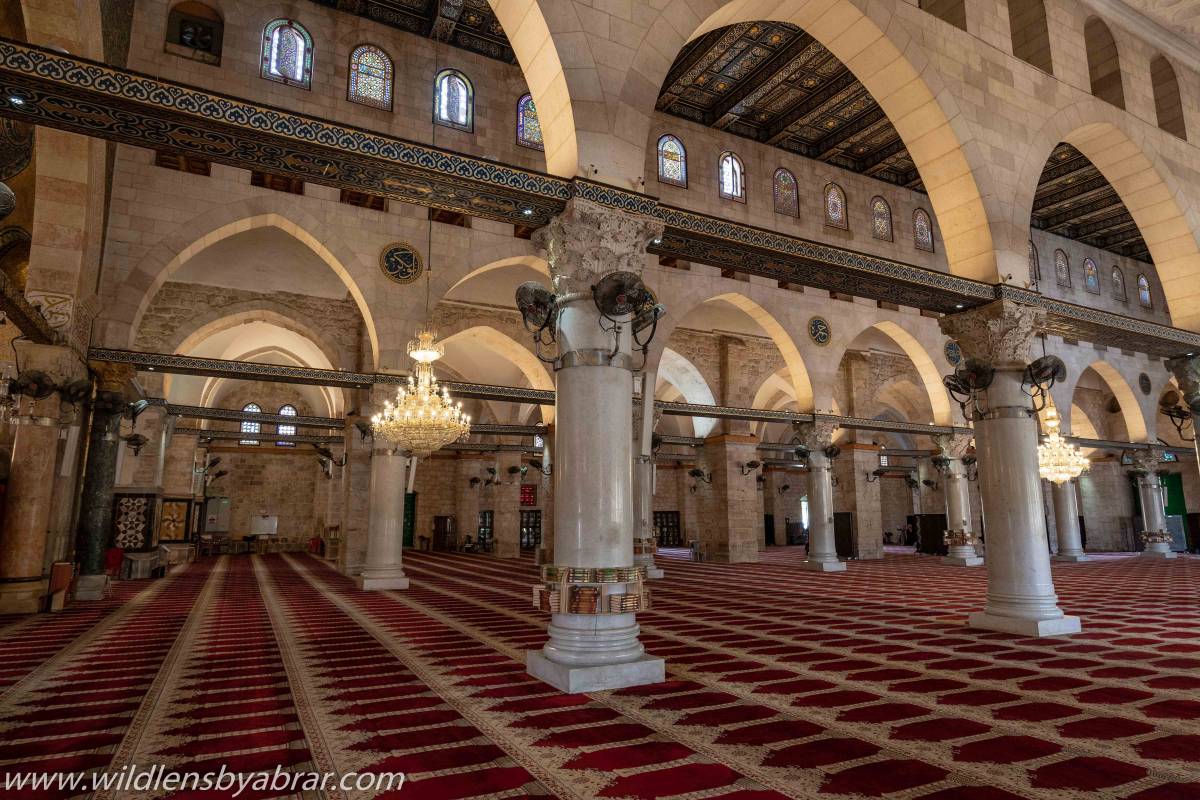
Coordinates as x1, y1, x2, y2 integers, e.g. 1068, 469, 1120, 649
938, 300, 1045, 369
794, 420, 837, 451
1166, 354, 1200, 414
88, 361, 135, 394
1129, 448, 1163, 474
533, 197, 663, 292
933, 432, 974, 458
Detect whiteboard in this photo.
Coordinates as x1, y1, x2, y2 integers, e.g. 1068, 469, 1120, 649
250, 515, 278, 537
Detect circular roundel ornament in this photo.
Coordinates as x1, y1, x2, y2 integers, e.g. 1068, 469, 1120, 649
944, 340, 962, 366
1139, 373, 1152, 396
380, 242, 422, 284
808, 316, 831, 346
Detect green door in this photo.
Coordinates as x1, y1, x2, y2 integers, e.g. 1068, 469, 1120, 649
1163, 472, 1186, 517
402, 492, 416, 547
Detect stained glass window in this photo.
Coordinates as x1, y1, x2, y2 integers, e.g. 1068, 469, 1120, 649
871, 197, 892, 241
1138, 274, 1153, 307
718, 151, 744, 201
434, 69, 473, 131
276, 404, 297, 447
657, 135, 687, 187
824, 183, 847, 228
1083, 258, 1100, 294
261, 19, 312, 88
913, 208, 934, 251
773, 168, 798, 216
240, 403, 261, 445
348, 44, 392, 110
1112, 267, 1126, 301
1028, 241, 1040, 284
516, 94, 543, 150
1054, 249, 1070, 286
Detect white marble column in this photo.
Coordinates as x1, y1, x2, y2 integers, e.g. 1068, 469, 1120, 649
526, 198, 665, 693
1131, 449, 1175, 559
934, 433, 982, 566
356, 443, 411, 590
632, 371, 663, 579
795, 421, 845, 572
1051, 480, 1088, 561
940, 301, 1079, 637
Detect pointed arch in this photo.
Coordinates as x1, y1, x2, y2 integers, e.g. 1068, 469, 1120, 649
657, 134, 687, 187
1112, 266, 1127, 301
913, 208, 934, 252
1083, 257, 1101, 294
1151, 55, 1186, 140
718, 151, 745, 201
869, 321, 952, 426
824, 183, 847, 229
1138, 273, 1153, 308
706, 292, 813, 412
773, 168, 798, 217
516, 93, 544, 150
1084, 17, 1125, 108
439, 326, 555, 424
261, 19, 312, 89
1082, 360, 1149, 442
347, 43, 393, 110
658, 347, 717, 438
434, 68, 473, 131
871, 197, 892, 241
1054, 248, 1070, 287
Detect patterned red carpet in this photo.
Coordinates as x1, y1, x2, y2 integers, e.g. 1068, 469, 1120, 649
0, 549, 1197, 799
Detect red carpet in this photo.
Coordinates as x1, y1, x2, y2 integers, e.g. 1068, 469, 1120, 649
0, 549, 1195, 799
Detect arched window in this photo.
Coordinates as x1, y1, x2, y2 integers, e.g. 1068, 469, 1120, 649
824, 183, 847, 229
1083, 257, 1100, 294
1007, 0, 1052, 74
718, 151, 745, 202
1112, 266, 1126, 301
773, 168, 798, 217
261, 19, 313, 89
1151, 55, 1187, 140
1054, 249, 1070, 287
434, 69, 473, 131
276, 404, 297, 446
166, 2, 224, 64
913, 208, 934, 251
871, 197, 892, 241
1137, 274, 1153, 308
516, 94, 543, 150
657, 134, 687, 187
1084, 17, 1124, 109
1028, 241, 1040, 285
240, 403, 261, 445
347, 44, 393, 110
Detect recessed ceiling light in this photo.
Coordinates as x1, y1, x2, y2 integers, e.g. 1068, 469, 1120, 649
8, 96, 24, 106
521, 208, 533, 216
954, 304, 964, 309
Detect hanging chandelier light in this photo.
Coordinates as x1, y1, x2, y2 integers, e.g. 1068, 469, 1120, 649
371, 325, 470, 457
1038, 406, 1089, 483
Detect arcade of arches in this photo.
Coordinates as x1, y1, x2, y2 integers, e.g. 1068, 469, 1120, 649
1, 0, 1200, 797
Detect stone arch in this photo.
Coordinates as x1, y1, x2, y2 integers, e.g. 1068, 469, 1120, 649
1012, 105, 1200, 330
110, 204, 379, 367
487, 0, 577, 178
191, 345, 343, 418
1080, 360, 1149, 443
439, 326, 555, 424
441, 254, 550, 304
658, 347, 718, 437
829, 320, 952, 426
611, 0, 999, 281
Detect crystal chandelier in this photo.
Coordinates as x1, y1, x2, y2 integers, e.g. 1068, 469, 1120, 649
1038, 406, 1089, 484
370, 325, 470, 456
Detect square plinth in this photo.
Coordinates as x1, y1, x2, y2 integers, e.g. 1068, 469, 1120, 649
1053, 554, 1090, 563
943, 555, 984, 566
527, 651, 665, 694
969, 611, 1081, 638
800, 559, 846, 572
1141, 550, 1178, 559
356, 575, 410, 591
73, 574, 109, 601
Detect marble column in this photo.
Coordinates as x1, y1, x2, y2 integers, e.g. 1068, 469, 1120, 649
632, 371, 663, 578
357, 387, 411, 590
940, 301, 1079, 636
526, 198, 664, 693
795, 421, 845, 572
1050, 479, 1088, 561
75, 363, 136, 600
1130, 449, 1175, 559
0, 343, 83, 613
934, 433, 983, 566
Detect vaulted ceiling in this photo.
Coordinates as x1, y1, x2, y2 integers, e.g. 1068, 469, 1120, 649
656, 22, 923, 190
1032, 143, 1152, 263
307, 0, 516, 64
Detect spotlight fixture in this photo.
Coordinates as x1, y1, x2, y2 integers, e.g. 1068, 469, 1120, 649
521, 207, 533, 216
468, 476, 481, 488
687, 467, 712, 484
123, 433, 149, 457
739, 460, 762, 475
777, 483, 791, 495
8, 96, 24, 106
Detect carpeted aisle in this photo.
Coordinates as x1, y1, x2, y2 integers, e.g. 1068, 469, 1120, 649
0, 549, 1196, 799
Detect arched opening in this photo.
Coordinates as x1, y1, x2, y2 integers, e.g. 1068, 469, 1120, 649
832, 322, 948, 427
439, 327, 555, 425
1072, 362, 1149, 443
1007, 0, 1053, 74
1151, 55, 1187, 141
1084, 17, 1125, 109
657, 348, 718, 438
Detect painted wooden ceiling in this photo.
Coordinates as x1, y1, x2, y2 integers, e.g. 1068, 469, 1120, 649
1032, 143, 1151, 263
306, 0, 516, 63
656, 22, 923, 191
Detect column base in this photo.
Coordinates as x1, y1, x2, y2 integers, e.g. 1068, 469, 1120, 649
526, 650, 664, 694
1140, 549, 1178, 560
356, 572, 410, 591
968, 611, 1081, 637
73, 574, 108, 600
800, 559, 846, 572
942, 555, 985, 566
0, 579, 46, 614
1053, 553, 1090, 563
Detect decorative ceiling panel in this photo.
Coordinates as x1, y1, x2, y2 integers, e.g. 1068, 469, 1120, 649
306, 0, 516, 63
657, 22, 923, 190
